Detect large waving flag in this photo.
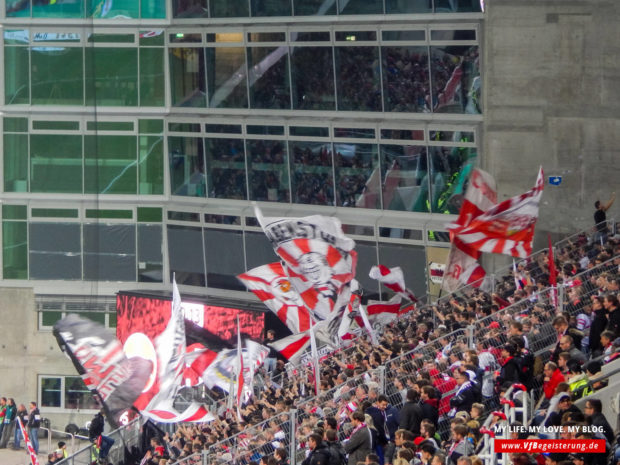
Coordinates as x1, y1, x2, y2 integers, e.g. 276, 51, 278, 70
369, 265, 417, 302
255, 207, 357, 321
238, 263, 312, 333
236, 318, 244, 420
443, 168, 497, 292
452, 167, 544, 258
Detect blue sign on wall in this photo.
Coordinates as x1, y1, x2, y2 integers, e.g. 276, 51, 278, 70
548, 176, 562, 186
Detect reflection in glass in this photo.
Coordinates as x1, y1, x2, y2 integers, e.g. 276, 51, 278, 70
31, 47, 84, 105
206, 47, 248, 108
168, 225, 206, 286
83, 224, 136, 281
3, 220, 28, 279
84, 136, 137, 194
31, 135, 82, 193
428, 145, 476, 214
291, 47, 335, 110
139, 136, 164, 195
87, 0, 139, 18
335, 46, 381, 111
380, 144, 430, 212
204, 228, 245, 291
210, 0, 248, 17
140, 47, 165, 106
293, 0, 336, 15
41, 377, 61, 407
141, 0, 166, 18
169, 137, 205, 197
205, 138, 247, 199
169, 47, 206, 107
386, 0, 431, 13
338, 0, 382, 14
247, 139, 290, 203
30, 223, 81, 280
65, 376, 99, 409
334, 143, 380, 209
85, 48, 138, 106
138, 224, 163, 282
251, 0, 291, 16
248, 46, 291, 109
435, 0, 482, 12
3, 134, 28, 192
290, 141, 334, 205
382, 46, 430, 112
430, 45, 480, 114
4, 46, 30, 104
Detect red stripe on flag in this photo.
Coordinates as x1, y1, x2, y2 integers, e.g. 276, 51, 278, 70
277, 247, 299, 267
295, 238, 311, 255
281, 335, 310, 360
325, 245, 342, 268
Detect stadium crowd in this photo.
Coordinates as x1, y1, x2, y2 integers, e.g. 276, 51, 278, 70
125, 229, 620, 465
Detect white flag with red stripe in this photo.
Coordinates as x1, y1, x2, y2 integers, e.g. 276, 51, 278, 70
369, 265, 417, 302
365, 295, 404, 327
443, 168, 497, 292
452, 167, 544, 258
145, 400, 215, 423
18, 417, 39, 465
238, 263, 312, 333
255, 207, 357, 321
236, 318, 244, 420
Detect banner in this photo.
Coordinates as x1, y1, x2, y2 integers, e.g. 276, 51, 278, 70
17, 417, 39, 465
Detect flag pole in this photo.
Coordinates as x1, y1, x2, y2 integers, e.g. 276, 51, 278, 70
236, 316, 244, 422
309, 319, 320, 396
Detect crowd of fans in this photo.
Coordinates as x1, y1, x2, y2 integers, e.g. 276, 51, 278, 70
122, 228, 620, 465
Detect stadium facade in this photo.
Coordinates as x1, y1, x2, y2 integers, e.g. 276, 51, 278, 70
0, 0, 618, 429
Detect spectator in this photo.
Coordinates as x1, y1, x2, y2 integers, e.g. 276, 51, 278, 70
543, 362, 566, 400
344, 411, 373, 465
446, 424, 473, 465
593, 193, 615, 243
584, 399, 614, 444
302, 433, 332, 465
398, 389, 422, 436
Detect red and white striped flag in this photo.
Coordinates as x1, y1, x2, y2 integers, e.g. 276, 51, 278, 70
255, 207, 357, 321
309, 319, 320, 396
452, 167, 544, 258
238, 263, 312, 333
443, 168, 498, 292
368, 265, 417, 302
236, 318, 244, 421
548, 233, 558, 308
365, 295, 404, 327
18, 416, 39, 465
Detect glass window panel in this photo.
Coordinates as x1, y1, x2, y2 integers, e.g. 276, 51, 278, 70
34, 121, 80, 131
381, 30, 426, 41
379, 227, 423, 240
33, 32, 81, 42
205, 138, 247, 199
40, 377, 62, 408
168, 211, 200, 221
169, 48, 206, 107
205, 123, 242, 134
140, 47, 165, 106
247, 139, 290, 203
84, 135, 137, 194
141, 0, 166, 18
4, 46, 30, 104
380, 144, 430, 212
167, 225, 205, 286
335, 31, 376, 41
431, 45, 481, 114
139, 119, 164, 133
428, 145, 477, 214
251, 0, 291, 16
30, 1, 83, 17
3, 205, 27, 220
173, 0, 208, 18
85, 48, 137, 106
434, 0, 482, 12
334, 127, 375, 138
291, 47, 334, 110
3, 134, 29, 192
204, 214, 240, 225
244, 231, 277, 270
429, 130, 475, 142
170, 33, 202, 44
85, 209, 132, 219
248, 46, 291, 109
31, 47, 84, 105
6, 3, 29, 17
206, 33, 243, 43
245, 216, 259, 227
381, 129, 425, 141
71, 312, 106, 325
87, 0, 138, 18
210, 0, 248, 17
247, 125, 285, 136
169, 122, 201, 132
109, 313, 117, 327
83, 224, 136, 281
139, 135, 164, 195
335, 143, 380, 208
248, 32, 286, 42
382, 45, 430, 113
65, 376, 99, 410
137, 207, 163, 222
289, 126, 329, 137
431, 30, 476, 41
354, 240, 380, 300
338, 0, 382, 14
428, 230, 450, 241
293, 0, 336, 15
385, 0, 431, 14
88, 34, 135, 43
31, 134, 82, 193
139, 30, 165, 46
293, 31, 330, 42
31, 208, 79, 218
4, 117, 28, 132
3, 220, 28, 279
335, 46, 381, 111
206, 47, 248, 108
378, 242, 426, 297
42, 311, 63, 327
342, 224, 374, 236
86, 121, 133, 131
138, 224, 163, 283
3, 30, 29, 44
204, 228, 245, 290
289, 141, 334, 205
30, 223, 81, 280
168, 136, 206, 197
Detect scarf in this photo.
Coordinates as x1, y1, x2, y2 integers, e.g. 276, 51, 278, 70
348, 422, 367, 440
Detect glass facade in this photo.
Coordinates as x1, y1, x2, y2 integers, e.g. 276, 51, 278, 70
1, 5, 482, 298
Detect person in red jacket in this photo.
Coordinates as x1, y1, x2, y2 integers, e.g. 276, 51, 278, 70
543, 362, 565, 400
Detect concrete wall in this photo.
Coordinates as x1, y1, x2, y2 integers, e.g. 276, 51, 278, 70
0, 287, 95, 432
484, 0, 620, 250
